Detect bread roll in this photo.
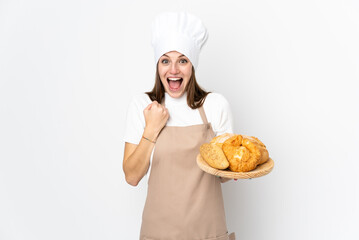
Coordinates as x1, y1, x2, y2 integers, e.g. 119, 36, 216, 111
222, 134, 269, 172
242, 136, 269, 165
222, 135, 257, 172
200, 143, 229, 169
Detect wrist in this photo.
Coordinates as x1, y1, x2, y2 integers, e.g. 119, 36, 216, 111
142, 135, 156, 144
143, 127, 159, 142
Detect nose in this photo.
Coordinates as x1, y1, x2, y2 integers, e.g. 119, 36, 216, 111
169, 62, 179, 75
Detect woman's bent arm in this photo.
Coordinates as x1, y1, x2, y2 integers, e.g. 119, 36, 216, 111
123, 101, 169, 186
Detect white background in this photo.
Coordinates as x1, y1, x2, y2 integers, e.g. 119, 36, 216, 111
1, 0, 358, 239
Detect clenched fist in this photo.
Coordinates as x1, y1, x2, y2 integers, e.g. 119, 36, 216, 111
143, 101, 169, 137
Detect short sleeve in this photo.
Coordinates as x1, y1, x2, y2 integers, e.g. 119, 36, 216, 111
204, 93, 234, 136
123, 94, 150, 144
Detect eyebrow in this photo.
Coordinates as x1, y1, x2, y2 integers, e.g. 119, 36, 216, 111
162, 54, 186, 58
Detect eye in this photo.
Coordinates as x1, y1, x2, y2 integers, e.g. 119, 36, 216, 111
161, 59, 169, 64
179, 58, 188, 64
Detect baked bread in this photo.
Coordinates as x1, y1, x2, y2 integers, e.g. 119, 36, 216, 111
200, 143, 229, 169
201, 133, 270, 172
210, 133, 235, 148
241, 135, 269, 165
222, 134, 269, 172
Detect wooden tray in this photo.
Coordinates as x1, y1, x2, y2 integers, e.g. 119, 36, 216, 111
196, 154, 274, 179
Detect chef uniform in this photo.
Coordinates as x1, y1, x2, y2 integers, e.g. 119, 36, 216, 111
133, 12, 235, 240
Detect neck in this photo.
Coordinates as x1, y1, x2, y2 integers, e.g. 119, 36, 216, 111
165, 92, 188, 105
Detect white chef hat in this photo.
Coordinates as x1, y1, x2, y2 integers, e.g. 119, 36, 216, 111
151, 12, 208, 69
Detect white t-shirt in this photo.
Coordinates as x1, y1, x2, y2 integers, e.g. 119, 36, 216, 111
123, 92, 234, 179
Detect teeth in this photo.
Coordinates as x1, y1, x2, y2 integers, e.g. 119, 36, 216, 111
168, 78, 182, 81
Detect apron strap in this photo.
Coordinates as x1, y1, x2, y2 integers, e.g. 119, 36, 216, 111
198, 106, 209, 124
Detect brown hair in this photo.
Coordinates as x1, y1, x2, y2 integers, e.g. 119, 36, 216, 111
146, 66, 210, 109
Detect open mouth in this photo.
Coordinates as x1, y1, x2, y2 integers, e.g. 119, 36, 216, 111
167, 77, 183, 92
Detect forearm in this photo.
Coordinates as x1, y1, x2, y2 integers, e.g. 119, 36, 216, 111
123, 128, 158, 186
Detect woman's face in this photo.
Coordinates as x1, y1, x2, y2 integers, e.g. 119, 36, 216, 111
158, 51, 192, 98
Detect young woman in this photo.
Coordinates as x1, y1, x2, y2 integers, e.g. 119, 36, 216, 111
123, 12, 236, 240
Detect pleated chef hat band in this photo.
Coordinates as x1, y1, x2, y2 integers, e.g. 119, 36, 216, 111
151, 12, 208, 69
